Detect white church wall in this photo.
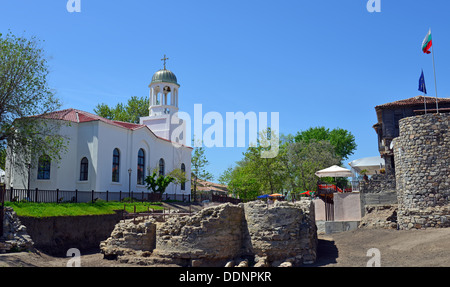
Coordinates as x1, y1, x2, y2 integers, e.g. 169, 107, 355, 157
75, 121, 99, 192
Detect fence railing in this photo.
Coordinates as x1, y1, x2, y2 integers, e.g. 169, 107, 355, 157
1, 184, 5, 237
2, 187, 192, 203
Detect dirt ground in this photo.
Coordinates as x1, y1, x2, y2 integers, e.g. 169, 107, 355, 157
1, 227, 449, 267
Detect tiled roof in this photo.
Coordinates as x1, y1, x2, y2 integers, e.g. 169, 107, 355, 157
196, 179, 228, 192
375, 96, 450, 109
36, 109, 145, 131
33, 108, 193, 149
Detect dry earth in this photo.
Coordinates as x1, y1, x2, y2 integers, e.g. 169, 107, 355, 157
1, 227, 449, 267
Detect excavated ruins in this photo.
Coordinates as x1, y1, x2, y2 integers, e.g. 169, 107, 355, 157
100, 200, 318, 267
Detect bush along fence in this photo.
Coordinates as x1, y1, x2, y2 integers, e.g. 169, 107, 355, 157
3, 187, 192, 204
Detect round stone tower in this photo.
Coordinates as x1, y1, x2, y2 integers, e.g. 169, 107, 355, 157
393, 113, 450, 229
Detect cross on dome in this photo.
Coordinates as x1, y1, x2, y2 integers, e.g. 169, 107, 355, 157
161, 54, 169, 70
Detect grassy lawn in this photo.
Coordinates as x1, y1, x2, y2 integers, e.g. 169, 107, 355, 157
4, 200, 164, 218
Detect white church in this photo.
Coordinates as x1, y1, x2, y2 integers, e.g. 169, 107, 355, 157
5, 59, 192, 200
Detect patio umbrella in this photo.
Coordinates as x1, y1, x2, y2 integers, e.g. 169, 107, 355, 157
257, 194, 270, 199
315, 165, 352, 178
269, 193, 284, 197
299, 191, 314, 196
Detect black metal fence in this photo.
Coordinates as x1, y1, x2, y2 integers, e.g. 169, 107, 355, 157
2, 187, 191, 203
1, 184, 5, 237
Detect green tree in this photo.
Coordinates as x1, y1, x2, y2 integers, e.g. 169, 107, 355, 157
294, 126, 357, 161
227, 163, 262, 201
144, 170, 175, 194
224, 129, 283, 200
0, 32, 66, 169
191, 140, 213, 201
94, 95, 148, 124
168, 168, 188, 193
281, 139, 341, 193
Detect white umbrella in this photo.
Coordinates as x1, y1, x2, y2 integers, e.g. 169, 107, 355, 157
315, 165, 352, 178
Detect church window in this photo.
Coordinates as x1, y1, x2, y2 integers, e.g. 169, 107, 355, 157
137, 149, 145, 185
112, 148, 120, 182
159, 158, 165, 176
181, 163, 186, 190
37, 155, 51, 180
80, 157, 89, 181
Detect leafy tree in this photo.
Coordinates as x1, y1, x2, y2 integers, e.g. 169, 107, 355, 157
227, 163, 262, 201
0, 32, 66, 169
191, 140, 213, 201
223, 129, 283, 200
94, 95, 148, 124
168, 168, 188, 192
280, 139, 341, 193
0, 146, 5, 170
223, 127, 354, 200
144, 170, 175, 194
218, 166, 233, 186
294, 126, 357, 161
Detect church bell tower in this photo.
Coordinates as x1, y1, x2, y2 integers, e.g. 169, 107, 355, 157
140, 55, 186, 145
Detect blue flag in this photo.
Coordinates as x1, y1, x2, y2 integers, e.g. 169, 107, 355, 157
419, 70, 427, 94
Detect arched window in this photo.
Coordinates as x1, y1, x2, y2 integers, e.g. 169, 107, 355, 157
137, 149, 145, 185
80, 157, 89, 181
112, 148, 120, 182
37, 155, 51, 180
159, 158, 165, 176
181, 163, 186, 190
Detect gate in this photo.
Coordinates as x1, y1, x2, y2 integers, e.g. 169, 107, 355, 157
323, 194, 334, 221
0, 184, 5, 237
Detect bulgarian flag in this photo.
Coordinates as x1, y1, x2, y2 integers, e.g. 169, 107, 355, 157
422, 29, 432, 54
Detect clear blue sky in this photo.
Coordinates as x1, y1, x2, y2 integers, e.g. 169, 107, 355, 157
1, 0, 449, 181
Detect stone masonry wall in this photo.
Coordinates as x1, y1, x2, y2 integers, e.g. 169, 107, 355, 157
393, 113, 450, 230
242, 200, 317, 266
100, 200, 317, 267
1, 207, 34, 253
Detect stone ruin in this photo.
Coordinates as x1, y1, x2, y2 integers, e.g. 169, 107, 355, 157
100, 200, 318, 267
0, 207, 34, 253
393, 113, 450, 230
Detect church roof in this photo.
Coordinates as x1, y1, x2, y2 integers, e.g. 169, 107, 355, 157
35, 108, 192, 149
36, 109, 144, 130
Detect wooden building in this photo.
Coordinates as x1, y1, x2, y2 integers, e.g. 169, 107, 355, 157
373, 96, 450, 176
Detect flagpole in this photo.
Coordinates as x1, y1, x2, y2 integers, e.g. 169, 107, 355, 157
430, 30, 439, 114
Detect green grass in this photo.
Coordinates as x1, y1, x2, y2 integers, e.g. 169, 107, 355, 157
4, 200, 164, 218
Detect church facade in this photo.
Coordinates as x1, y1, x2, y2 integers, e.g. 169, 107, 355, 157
5, 63, 192, 199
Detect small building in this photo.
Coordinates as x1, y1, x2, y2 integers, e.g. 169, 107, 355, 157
373, 96, 450, 176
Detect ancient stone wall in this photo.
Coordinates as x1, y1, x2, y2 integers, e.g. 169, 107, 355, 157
100, 200, 318, 267
0, 207, 34, 253
242, 200, 317, 266
393, 113, 450, 230
153, 203, 244, 267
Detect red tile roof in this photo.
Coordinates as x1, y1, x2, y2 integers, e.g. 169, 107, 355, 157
375, 96, 450, 110
34, 108, 193, 149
